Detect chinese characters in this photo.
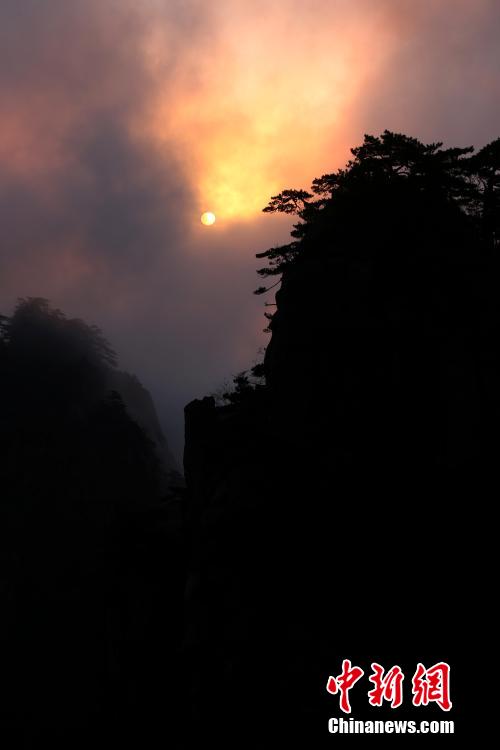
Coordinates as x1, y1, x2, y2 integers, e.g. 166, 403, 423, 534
326, 661, 452, 714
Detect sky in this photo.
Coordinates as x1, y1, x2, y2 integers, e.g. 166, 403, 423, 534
1, 0, 499, 462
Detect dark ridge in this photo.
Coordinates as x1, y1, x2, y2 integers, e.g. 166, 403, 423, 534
0, 298, 185, 744
182, 132, 496, 744
2, 130, 496, 744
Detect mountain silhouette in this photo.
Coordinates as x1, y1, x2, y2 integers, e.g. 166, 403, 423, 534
183, 131, 497, 744
2, 130, 496, 744
0, 298, 184, 743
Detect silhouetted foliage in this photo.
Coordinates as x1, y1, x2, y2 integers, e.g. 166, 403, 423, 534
255, 130, 500, 291
217, 364, 266, 405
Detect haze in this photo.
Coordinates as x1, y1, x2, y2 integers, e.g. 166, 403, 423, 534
1, 0, 499, 459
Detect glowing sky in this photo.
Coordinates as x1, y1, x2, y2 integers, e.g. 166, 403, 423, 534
1, 0, 499, 459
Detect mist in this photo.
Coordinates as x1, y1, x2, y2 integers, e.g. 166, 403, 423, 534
1, 0, 499, 459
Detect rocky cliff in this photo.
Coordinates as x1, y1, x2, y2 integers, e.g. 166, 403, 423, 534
181, 132, 498, 744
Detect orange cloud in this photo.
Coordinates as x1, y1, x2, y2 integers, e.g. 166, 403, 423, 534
1, 0, 499, 457
146, 1, 397, 222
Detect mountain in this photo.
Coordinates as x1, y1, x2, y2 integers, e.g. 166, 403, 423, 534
0, 298, 185, 742
181, 131, 497, 744
109, 369, 178, 477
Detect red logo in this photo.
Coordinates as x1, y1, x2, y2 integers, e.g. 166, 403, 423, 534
326, 659, 365, 714
368, 663, 404, 709
326, 660, 452, 712
412, 662, 452, 711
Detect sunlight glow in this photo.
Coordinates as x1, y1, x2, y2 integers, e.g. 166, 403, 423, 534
142, 3, 395, 223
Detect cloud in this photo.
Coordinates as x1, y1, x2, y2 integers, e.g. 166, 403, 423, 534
350, 0, 500, 147
1, 0, 499, 459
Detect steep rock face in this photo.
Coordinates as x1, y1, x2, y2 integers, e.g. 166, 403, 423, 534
182, 240, 496, 745
182, 135, 500, 742
0, 301, 185, 739
109, 369, 178, 476
183, 395, 298, 741
263, 250, 496, 482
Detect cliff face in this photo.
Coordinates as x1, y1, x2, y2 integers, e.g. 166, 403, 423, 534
0, 300, 185, 740
109, 369, 178, 476
263, 253, 494, 482
183, 394, 294, 743
182, 138, 499, 742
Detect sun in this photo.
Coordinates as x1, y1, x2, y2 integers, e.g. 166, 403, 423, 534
201, 211, 216, 226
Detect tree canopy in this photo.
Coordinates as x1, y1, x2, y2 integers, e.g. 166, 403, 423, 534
0, 298, 161, 507
256, 130, 500, 289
